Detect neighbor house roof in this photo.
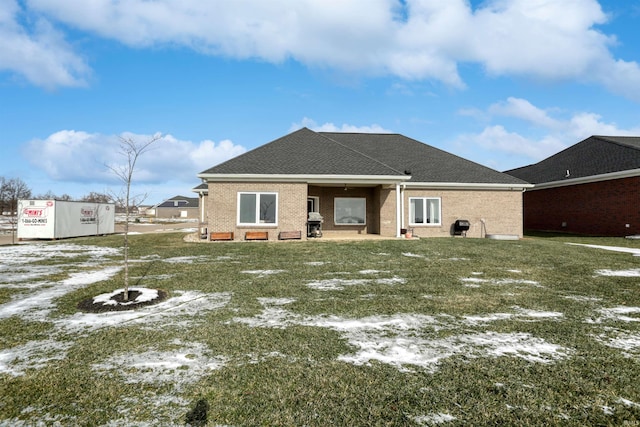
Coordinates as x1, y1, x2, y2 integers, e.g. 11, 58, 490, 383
199, 128, 529, 187
505, 136, 640, 185
192, 182, 208, 193
155, 195, 199, 208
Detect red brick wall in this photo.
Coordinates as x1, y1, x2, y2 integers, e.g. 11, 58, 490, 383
524, 176, 640, 236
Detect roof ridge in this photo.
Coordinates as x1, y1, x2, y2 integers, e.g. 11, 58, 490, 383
316, 131, 406, 175
593, 135, 640, 151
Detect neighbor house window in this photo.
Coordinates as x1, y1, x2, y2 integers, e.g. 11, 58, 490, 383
409, 197, 441, 225
238, 192, 278, 225
335, 197, 366, 225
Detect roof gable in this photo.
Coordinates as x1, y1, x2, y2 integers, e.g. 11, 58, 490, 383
505, 136, 640, 184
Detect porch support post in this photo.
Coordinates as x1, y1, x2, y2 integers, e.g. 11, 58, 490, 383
200, 191, 205, 223
396, 183, 402, 237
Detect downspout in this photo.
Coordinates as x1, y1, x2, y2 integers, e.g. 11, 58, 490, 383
200, 191, 205, 224
395, 183, 403, 237
401, 183, 406, 231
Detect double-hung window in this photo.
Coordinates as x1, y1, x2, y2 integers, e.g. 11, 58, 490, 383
238, 192, 278, 225
409, 197, 441, 225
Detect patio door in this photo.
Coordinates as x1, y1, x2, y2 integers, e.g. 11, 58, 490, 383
307, 197, 319, 213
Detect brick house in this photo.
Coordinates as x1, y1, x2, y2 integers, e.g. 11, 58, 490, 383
152, 195, 200, 219
197, 128, 531, 241
505, 135, 640, 236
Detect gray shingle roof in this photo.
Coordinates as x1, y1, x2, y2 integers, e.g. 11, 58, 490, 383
505, 136, 640, 184
156, 195, 199, 208
320, 132, 527, 184
200, 128, 528, 185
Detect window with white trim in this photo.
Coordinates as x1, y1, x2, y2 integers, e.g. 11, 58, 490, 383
238, 192, 278, 225
334, 197, 366, 225
409, 197, 441, 225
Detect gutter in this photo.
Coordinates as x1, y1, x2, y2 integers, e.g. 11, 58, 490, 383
197, 173, 412, 185
402, 182, 533, 191
527, 168, 640, 190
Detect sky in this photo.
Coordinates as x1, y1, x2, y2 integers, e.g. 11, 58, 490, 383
1, 0, 640, 204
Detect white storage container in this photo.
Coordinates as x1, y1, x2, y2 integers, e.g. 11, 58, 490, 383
17, 200, 115, 240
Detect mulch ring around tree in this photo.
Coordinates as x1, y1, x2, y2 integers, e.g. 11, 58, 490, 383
77, 288, 168, 313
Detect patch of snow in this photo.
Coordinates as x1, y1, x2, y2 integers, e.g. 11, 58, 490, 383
459, 332, 570, 364
601, 405, 615, 416
413, 413, 456, 425
587, 306, 640, 324
593, 328, 640, 357
257, 297, 295, 306
464, 313, 514, 325
92, 340, 226, 387
0, 265, 64, 286
512, 306, 564, 320
463, 307, 562, 326
0, 243, 120, 267
461, 277, 488, 284
241, 269, 286, 277
377, 277, 406, 285
460, 277, 540, 287
93, 287, 159, 306
0, 266, 122, 321
232, 302, 571, 373
305, 276, 406, 291
161, 255, 210, 264
567, 243, 640, 256
595, 268, 640, 277
563, 295, 602, 303
402, 252, 425, 258
618, 398, 640, 409
0, 339, 73, 376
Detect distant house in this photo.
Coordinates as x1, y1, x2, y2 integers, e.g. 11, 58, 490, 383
196, 128, 530, 241
505, 135, 640, 236
152, 195, 199, 219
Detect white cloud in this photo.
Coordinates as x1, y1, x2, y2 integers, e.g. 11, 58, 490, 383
0, 0, 88, 88
24, 130, 246, 185
488, 98, 564, 131
290, 117, 393, 134
455, 97, 640, 169
2, 0, 638, 98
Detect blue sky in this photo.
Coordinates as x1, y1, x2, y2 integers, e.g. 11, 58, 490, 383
1, 0, 640, 203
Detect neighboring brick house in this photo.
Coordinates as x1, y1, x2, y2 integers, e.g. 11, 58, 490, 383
505, 135, 640, 236
197, 128, 531, 241
152, 195, 200, 219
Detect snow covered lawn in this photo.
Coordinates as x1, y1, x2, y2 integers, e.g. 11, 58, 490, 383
0, 234, 639, 425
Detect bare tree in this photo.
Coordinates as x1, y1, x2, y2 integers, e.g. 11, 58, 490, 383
81, 191, 113, 204
0, 177, 33, 244
35, 190, 59, 200
107, 134, 161, 301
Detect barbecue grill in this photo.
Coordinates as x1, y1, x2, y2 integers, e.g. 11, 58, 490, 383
307, 212, 323, 237
453, 219, 470, 237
